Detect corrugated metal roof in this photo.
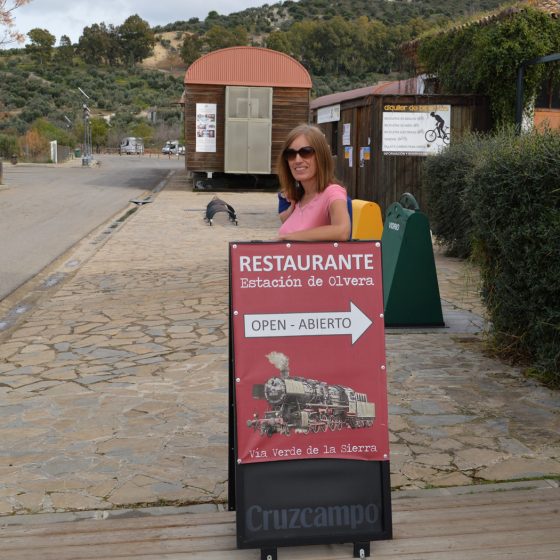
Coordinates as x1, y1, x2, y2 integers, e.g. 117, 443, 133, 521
310, 85, 378, 109
369, 77, 420, 95
184, 47, 312, 88
310, 77, 421, 109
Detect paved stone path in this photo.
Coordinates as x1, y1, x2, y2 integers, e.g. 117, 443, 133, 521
0, 171, 558, 516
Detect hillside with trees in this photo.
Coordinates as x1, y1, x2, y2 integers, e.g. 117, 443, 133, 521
164, 0, 509, 95
155, 0, 508, 34
1, 0, 511, 159
0, 13, 183, 158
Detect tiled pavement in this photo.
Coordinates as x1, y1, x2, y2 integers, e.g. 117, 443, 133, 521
0, 170, 558, 516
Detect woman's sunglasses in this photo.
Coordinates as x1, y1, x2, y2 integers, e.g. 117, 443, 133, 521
283, 146, 316, 161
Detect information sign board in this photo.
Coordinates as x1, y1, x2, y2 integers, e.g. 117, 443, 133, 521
195, 103, 217, 152
317, 104, 341, 124
382, 104, 451, 156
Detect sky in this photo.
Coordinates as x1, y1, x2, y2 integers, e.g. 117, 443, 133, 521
11, 0, 277, 45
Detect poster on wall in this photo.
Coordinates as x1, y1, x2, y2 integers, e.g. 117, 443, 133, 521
344, 146, 353, 167
317, 104, 341, 124
195, 103, 217, 152
343, 123, 351, 145
382, 104, 451, 156
359, 146, 370, 167
230, 241, 389, 466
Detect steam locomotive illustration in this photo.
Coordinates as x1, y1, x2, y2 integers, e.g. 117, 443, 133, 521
246, 352, 375, 437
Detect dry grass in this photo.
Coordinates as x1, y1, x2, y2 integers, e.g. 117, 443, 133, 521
141, 31, 188, 77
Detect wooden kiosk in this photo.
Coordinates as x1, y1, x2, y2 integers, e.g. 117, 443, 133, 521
310, 80, 491, 213
183, 47, 312, 188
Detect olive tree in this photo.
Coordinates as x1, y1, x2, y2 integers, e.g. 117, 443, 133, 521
26, 28, 56, 64
118, 14, 155, 65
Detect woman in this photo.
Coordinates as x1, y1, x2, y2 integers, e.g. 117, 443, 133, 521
277, 124, 351, 241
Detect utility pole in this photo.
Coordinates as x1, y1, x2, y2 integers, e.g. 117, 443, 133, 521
82, 103, 92, 165
79, 88, 93, 166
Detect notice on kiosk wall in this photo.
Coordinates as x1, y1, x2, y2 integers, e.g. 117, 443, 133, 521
195, 103, 217, 153
382, 104, 451, 156
230, 241, 390, 465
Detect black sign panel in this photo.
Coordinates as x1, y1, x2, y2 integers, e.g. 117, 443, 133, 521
235, 459, 392, 549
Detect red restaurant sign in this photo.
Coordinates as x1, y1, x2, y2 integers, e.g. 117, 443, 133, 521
230, 241, 389, 465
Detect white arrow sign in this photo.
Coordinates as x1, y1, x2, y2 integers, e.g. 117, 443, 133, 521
243, 302, 373, 344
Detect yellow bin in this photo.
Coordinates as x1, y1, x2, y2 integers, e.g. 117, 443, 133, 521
351, 199, 383, 240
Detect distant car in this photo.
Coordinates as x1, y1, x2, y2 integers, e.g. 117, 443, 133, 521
162, 141, 184, 155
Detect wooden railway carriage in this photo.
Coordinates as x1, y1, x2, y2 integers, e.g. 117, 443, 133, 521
183, 47, 312, 187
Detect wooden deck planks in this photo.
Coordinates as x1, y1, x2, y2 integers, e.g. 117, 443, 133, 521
1, 485, 559, 559
392, 486, 560, 510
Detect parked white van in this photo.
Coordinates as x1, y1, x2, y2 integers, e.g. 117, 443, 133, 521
162, 140, 184, 155
120, 137, 144, 155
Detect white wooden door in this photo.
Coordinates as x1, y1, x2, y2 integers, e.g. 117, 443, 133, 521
225, 86, 272, 174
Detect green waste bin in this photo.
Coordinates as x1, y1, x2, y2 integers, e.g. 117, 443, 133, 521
381, 193, 444, 327
74, 148, 81, 158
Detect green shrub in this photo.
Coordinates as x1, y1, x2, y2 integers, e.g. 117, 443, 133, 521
0, 134, 18, 158
421, 133, 483, 257
465, 128, 560, 378
31, 118, 75, 147
422, 127, 560, 381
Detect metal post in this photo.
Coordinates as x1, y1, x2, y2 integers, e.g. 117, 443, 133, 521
515, 63, 525, 133
83, 105, 88, 165
83, 121, 86, 161
82, 104, 92, 166
79, 88, 93, 166
89, 118, 93, 156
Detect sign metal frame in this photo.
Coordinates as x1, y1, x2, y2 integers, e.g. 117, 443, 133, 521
228, 241, 392, 557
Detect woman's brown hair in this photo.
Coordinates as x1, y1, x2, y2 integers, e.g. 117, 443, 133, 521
277, 124, 337, 202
